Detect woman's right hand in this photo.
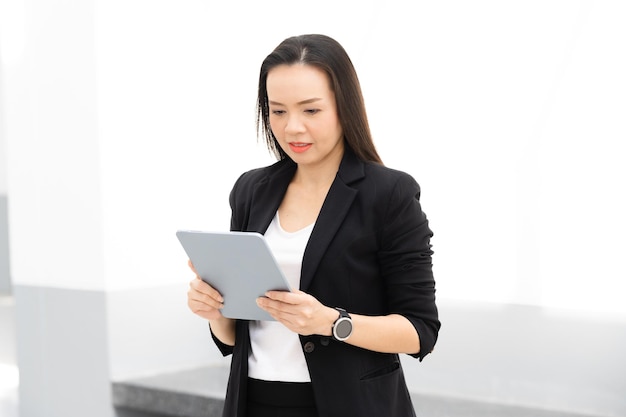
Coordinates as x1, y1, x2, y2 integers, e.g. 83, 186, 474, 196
186, 260, 236, 346
186, 259, 226, 321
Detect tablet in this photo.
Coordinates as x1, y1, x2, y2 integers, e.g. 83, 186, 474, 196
176, 230, 291, 321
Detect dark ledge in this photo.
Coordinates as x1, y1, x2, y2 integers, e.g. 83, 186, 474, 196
112, 365, 596, 417
112, 365, 229, 417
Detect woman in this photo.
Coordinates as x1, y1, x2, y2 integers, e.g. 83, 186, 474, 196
187, 34, 440, 417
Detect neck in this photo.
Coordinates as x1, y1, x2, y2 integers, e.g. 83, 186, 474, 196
293, 148, 344, 190
294, 167, 337, 191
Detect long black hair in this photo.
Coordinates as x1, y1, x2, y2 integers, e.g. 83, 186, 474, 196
256, 34, 382, 164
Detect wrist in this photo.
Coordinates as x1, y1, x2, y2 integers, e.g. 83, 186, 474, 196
322, 307, 337, 336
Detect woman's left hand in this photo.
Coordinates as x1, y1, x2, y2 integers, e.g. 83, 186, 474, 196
257, 290, 336, 336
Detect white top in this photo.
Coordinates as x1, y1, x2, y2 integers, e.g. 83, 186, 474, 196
248, 213, 314, 382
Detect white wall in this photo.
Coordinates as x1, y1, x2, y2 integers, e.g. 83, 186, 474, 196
92, 0, 626, 314
96, 1, 626, 308
0, 61, 6, 195
94, 0, 385, 292
1, 0, 623, 304
0, 1, 12, 294
3, 0, 622, 306
1, 0, 105, 291
0, 102, 6, 195
358, 0, 626, 315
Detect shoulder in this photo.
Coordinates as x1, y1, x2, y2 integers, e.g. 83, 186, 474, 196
364, 162, 418, 183
228, 158, 296, 212
339, 147, 420, 193
231, 158, 294, 194
361, 162, 422, 197
337, 148, 422, 202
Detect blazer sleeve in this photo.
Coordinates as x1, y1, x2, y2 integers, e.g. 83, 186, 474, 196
228, 171, 249, 232
210, 324, 234, 356
378, 173, 440, 361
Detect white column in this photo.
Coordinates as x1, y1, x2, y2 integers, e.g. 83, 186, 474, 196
0, 8, 10, 294
2, 0, 112, 415
1, 1, 231, 416
0, 83, 9, 295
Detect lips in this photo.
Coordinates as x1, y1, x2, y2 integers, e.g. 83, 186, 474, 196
288, 142, 312, 153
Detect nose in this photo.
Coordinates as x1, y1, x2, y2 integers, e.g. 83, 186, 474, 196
284, 114, 306, 135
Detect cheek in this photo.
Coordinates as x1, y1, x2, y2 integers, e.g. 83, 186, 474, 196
317, 117, 342, 139
268, 118, 283, 138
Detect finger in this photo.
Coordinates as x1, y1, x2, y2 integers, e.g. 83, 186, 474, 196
187, 259, 197, 274
187, 299, 224, 320
188, 286, 224, 309
264, 290, 300, 304
257, 296, 285, 314
190, 278, 224, 302
257, 296, 300, 319
188, 298, 214, 313
258, 301, 308, 333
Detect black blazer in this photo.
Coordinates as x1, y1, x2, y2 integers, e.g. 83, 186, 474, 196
212, 147, 440, 417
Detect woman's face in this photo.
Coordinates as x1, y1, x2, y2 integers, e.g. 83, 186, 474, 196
267, 64, 344, 168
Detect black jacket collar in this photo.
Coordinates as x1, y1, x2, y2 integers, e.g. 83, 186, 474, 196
246, 146, 366, 290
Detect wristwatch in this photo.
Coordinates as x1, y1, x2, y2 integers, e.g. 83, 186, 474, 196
332, 307, 353, 341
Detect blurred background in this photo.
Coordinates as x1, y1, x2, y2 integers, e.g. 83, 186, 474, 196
0, 0, 625, 416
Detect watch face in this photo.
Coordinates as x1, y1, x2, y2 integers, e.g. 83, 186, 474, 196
335, 317, 353, 339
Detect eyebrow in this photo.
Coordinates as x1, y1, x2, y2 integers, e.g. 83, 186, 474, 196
269, 98, 323, 106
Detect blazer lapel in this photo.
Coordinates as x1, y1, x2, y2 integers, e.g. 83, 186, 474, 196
246, 160, 296, 234
300, 148, 365, 291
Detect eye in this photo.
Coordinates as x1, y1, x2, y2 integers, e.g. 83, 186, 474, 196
304, 109, 320, 115
271, 109, 286, 116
